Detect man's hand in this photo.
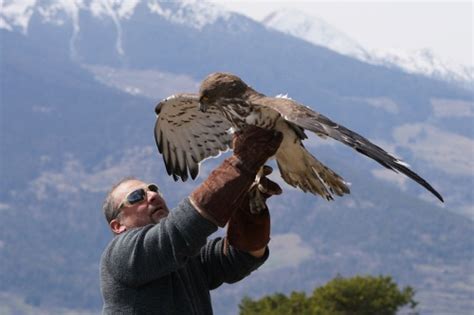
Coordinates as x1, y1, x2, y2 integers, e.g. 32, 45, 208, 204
225, 166, 282, 257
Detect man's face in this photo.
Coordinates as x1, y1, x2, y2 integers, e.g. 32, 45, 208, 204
111, 180, 169, 233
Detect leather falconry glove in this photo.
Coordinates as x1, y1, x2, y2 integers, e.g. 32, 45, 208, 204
190, 126, 283, 227
226, 165, 282, 252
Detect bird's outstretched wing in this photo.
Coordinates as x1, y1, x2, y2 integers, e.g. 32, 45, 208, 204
260, 97, 444, 202
154, 94, 232, 181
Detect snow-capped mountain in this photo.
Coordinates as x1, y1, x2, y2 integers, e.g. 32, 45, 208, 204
5, 1, 471, 88
0, 0, 232, 57
262, 9, 473, 86
370, 48, 474, 85
0, 0, 231, 32
262, 9, 371, 62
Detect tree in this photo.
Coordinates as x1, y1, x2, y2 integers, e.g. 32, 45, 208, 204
239, 292, 312, 315
239, 275, 417, 315
310, 275, 417, 315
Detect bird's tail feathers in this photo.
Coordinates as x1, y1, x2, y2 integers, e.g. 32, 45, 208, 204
276, 145, 350, 200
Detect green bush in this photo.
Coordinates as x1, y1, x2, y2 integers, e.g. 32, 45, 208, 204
239, 275, 417, 315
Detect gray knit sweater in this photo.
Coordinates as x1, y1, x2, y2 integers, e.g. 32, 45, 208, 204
100, 198, 268, 315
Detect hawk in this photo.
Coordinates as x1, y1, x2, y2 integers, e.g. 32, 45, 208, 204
154, 72, 443, 203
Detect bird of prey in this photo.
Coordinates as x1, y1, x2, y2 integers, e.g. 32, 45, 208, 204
154, 72, 443, 203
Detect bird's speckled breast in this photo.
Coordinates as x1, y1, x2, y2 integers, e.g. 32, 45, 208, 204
219, 98, 279, 130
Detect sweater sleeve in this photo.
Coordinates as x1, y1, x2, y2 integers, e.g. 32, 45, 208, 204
198, 237, 269, 290
102, 198, 217, 287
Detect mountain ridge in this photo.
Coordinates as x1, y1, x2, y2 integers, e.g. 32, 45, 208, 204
261, 8, 473, 87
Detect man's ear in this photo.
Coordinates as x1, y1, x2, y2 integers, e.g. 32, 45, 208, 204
110, 219, 127, 234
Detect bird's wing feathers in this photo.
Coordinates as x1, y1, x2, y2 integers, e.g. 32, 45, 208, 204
154, 94, 233, 181
261, 97, 443, 202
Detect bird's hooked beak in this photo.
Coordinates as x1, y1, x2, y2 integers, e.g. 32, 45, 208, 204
198, 96, 208, 113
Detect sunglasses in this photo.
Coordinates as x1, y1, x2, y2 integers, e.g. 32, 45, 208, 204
111, 183, 162, 221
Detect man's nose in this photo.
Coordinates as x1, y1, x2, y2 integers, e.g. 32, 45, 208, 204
147, 191, 158, 203
147, 191, 159, 204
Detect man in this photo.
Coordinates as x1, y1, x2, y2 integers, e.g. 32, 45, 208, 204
100, 126, 283, 314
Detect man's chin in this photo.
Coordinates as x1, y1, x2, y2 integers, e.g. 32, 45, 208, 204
151, 210, 169, 223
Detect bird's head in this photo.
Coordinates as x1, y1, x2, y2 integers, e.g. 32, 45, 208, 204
198, 72, 248, 112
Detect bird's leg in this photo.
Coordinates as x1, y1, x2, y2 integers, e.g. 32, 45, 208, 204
248, 167, 267, 214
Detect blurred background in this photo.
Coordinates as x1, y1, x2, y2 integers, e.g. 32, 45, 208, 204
0, 1, 472, 314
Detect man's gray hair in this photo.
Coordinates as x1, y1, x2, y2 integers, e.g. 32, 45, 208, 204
103, 176, 138, 223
